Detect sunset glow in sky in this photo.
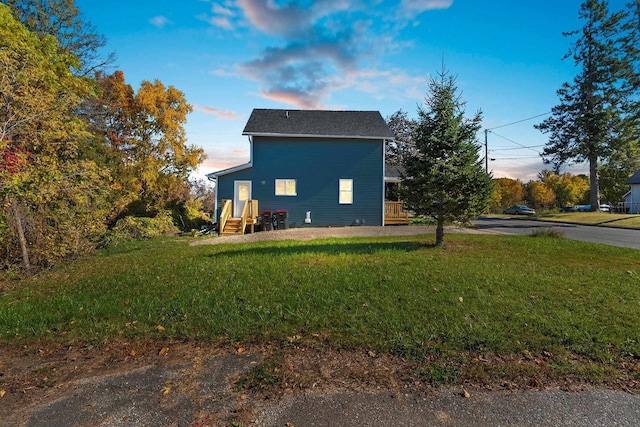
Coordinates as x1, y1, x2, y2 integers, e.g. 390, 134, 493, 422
76, 0, 628, 181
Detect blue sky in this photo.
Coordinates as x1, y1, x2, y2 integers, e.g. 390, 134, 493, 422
75, 0, 628, 181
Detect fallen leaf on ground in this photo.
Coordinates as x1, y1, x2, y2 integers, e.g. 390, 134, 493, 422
462, 388, 470, 398
156, 324, 165, 332
159, 347, 169, 356
0, 390, 6, 398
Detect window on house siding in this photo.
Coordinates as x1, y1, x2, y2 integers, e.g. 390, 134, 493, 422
275, 179, 297, 196
339, 179, 353, 204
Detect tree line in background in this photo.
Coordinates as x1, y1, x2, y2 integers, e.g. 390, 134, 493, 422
0, 1, 213, 272
491, 173, 591, 213
387, 0, 639, 216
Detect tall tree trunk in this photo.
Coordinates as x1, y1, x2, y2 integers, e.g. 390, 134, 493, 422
435, 215, 445, 247
589, 154, 600, 211
8, 197, 31, 270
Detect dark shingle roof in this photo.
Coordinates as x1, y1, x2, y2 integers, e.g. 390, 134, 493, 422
242, 109, 394, 139
627, 170, 640, 184
385, 165, 405, 178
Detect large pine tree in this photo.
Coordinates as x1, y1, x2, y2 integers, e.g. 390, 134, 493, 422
401, 68, 492, 247
536, 0, 636, 210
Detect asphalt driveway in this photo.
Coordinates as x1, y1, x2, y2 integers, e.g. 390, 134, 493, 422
193, 219, 640, 250
473, 216, 640, 249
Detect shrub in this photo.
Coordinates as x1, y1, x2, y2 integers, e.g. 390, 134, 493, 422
104, 211, 179, 246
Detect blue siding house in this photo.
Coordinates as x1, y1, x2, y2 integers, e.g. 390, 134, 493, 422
208, 109, 399, 233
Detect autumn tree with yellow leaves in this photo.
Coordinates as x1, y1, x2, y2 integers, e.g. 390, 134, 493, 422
1, 3, 207, 271
82, 71, 205, 221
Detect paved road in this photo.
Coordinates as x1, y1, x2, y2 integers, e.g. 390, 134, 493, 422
20, 353, 640, 427
473, 216, 640, 249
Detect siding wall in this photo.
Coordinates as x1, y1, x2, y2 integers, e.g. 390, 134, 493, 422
217, 137, 384, 227
628, 185, 640, 213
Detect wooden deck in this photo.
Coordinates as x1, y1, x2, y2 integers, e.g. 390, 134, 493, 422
384, 201, 410, 225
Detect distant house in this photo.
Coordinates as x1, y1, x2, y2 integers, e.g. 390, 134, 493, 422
623, 170, 640, 214
207, 108, 409, 234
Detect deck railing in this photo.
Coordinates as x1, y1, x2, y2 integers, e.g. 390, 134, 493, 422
219, 199, 232, 235
240, 199, 250, 234
247, 200, 259, 233
384, 201, 409, 224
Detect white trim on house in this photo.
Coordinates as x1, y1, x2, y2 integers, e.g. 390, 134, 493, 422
243, 132, 390, 140
233, 180, 252, 217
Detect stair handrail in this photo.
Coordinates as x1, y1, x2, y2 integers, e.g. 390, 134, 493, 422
249, 200, 258, 220
219, 199, 232, 235
240, 199, 250, 233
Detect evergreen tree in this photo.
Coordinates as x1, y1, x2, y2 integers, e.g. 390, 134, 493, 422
400, 67, 492, 247
600, 1, 640, 204
536, 0, 635, 211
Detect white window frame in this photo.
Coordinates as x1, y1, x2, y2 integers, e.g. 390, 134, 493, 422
275, 179, 297, 196
339, 179, 353, 204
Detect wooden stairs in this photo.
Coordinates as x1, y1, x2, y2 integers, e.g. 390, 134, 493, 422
221, 217, 244, 235
219, 199, 259, 236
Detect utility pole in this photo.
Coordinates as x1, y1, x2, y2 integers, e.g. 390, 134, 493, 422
484, 129, 489, 173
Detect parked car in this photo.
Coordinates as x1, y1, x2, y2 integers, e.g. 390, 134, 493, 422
560, 206, 578, 212
575, 204, 610, 212
503, 205, 536, 215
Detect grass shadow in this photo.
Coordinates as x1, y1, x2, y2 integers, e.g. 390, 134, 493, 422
206, 240, 427, 258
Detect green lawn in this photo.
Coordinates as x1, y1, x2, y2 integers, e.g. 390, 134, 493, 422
1, 233, 639, 385
537, 212, 640, 229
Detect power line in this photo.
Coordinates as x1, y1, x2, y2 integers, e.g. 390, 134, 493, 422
487, 112, 551, 131
490, 144, 545, 152
489, 131, 542, 154
496, 156, 542, 160
483, 112, 550, 171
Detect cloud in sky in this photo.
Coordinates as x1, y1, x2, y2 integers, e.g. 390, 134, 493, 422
236, 0, 353, 38
400, 0, 453, 15
203, 0, 453, 108
212, 3, 234, 16
200, 147, 250, 173
149, 15, 171, 28
199, 148, 249, 173
194, 105, 244, 120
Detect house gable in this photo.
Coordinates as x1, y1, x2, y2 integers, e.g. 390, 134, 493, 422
626, 170, 640, 185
